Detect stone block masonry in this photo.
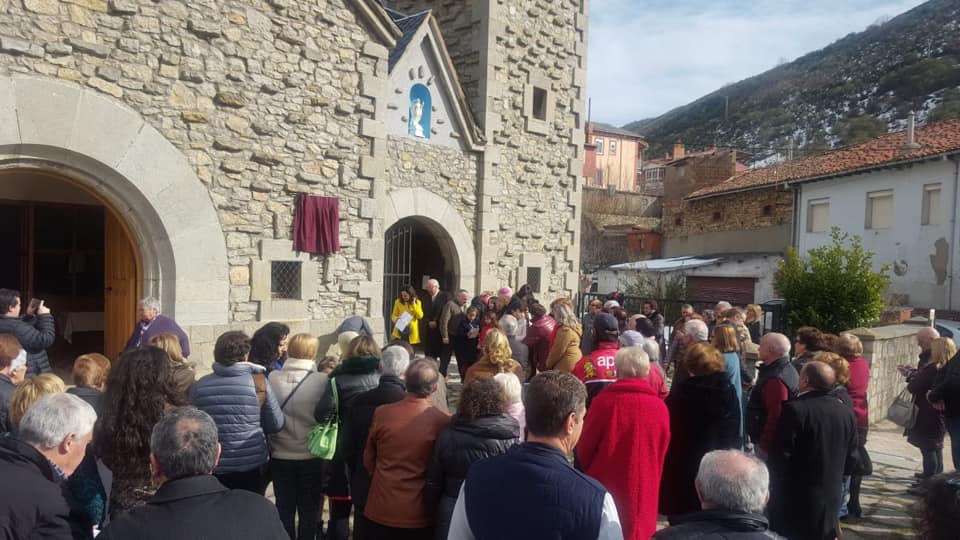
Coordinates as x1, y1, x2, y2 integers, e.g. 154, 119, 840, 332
0, 0, 385, 325
396, 0, 588, 295
664, 188, 794, 238
0, 0, 588, 364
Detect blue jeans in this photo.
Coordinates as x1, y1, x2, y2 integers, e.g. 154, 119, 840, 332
838, 476, 851, 518
946, 416, 960, 470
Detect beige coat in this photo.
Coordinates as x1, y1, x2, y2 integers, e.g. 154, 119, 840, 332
267, 358, 328, 460
546, 325, 583, 372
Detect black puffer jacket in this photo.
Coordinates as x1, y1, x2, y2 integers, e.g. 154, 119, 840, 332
653, 509, 786, 539
425, 413, 519, 539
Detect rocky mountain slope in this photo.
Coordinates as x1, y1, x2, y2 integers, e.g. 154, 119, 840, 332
626, 0, 960, 164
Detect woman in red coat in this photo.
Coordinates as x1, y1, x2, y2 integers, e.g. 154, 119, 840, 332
838, 332, 871, 516
576, 345, 670, 540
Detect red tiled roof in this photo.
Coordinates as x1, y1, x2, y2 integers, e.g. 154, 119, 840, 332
687, 119, 960, 200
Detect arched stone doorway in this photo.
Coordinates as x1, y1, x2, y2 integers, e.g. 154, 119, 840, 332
0, 168, 140, 364
380, 187, 476, 335
0, 75, 230, 364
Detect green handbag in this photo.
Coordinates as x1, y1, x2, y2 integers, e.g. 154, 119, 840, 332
307, 377, 339, 459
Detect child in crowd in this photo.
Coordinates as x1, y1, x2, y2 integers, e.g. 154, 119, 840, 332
478, 310, 498, 351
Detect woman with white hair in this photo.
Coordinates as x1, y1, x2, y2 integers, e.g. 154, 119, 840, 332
123, 297, 191, 358
499, 314, 530, 380
577, 346, 671, 540
494, 372, 525, 439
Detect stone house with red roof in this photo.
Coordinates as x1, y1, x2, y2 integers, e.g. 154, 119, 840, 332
684, 118, 960, 310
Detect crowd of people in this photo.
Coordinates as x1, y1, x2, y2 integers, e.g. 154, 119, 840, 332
0, 285, 959, 539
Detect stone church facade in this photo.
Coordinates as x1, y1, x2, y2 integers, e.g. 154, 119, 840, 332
0, 0, 587, 364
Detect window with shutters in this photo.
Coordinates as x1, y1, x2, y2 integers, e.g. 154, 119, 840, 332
922, 184, 941, 226
807, 199, 830, 233
866, 190, 893, 230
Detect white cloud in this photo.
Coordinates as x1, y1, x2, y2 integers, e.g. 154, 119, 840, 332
587, 0, 927, 126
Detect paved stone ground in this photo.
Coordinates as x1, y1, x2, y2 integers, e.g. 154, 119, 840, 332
838, 420, 953, 539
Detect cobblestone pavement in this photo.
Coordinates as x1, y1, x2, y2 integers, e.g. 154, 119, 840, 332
839, 420, 953, 539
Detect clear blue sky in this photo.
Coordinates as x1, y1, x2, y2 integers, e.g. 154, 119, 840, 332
587, 0, 927, 126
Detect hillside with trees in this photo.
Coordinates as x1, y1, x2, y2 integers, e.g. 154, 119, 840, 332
626, 0, 960, 163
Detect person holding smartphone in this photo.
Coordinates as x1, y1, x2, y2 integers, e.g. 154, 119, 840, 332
0, 289, 55, 377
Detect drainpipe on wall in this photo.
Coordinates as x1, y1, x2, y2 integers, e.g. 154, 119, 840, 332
950, 155, 960, 310
787, 182, 800, 250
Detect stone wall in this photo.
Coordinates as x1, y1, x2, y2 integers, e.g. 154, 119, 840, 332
0, 0, 388, 324
395, 0, 587, 296
664, 187, 794, 239
385, 136, 478, 235
849, 324, 922, 425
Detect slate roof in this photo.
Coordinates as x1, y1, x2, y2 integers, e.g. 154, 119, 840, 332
688, 119, 960, 200
386, 8, 429, 72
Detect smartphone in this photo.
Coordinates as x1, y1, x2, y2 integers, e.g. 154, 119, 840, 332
29, 298, 41, 311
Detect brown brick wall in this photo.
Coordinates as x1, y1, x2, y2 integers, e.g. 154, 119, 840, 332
663, 151, 739, 203
664, 188, 794, 238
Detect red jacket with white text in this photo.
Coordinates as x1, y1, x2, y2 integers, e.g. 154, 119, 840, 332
572, 341, 618, 407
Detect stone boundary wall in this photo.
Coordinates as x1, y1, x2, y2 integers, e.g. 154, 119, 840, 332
849, 324, 921, 425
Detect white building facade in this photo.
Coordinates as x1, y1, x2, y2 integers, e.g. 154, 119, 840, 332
795, 156, 960, 310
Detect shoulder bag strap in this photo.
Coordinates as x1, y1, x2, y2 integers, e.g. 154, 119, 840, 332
279, 372, 312, 411
252, 372, 267, 408
331, 377, 339, 420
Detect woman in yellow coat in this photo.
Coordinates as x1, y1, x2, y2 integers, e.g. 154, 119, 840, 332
390, 284, 424, 345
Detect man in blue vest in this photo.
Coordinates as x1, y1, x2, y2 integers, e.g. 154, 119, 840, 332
447, 371, 623, 540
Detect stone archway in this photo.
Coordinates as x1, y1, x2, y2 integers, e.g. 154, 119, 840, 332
0, 75, 229, 325
379, 187, 477, 291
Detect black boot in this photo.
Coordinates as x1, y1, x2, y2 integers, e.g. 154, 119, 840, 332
326, 518, 350, 540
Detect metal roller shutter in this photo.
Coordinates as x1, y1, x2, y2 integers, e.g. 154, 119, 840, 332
686, 276, 756, 305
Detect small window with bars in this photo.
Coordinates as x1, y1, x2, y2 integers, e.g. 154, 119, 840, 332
526, 267, 542, 293
271, 261, 302, 299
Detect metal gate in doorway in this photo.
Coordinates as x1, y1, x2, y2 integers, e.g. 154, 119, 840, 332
383, 222, 413, 337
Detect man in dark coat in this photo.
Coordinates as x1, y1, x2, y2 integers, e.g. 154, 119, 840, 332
0, 288, 55, 376
0, 393, 97, 540
342, 346, 409, 517
421, 279, 451, 360
746, 333, 799, 458
655, 449, 785, 539
768, 361, 858, 540
99, 407, 287, 540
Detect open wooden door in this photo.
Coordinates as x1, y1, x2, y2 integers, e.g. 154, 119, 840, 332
104, 209, 140, 361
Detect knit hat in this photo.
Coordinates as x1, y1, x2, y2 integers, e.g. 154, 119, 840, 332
338, 331, 359, 356
603, 300, 620, 311
498, 286, 513, 296
594, 313, 619, 335
619, 330, 645, 347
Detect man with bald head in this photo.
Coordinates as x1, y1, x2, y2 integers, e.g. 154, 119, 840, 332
916, 326, 940, 370
768, 361, 858, 540
745, 333, 799, 457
